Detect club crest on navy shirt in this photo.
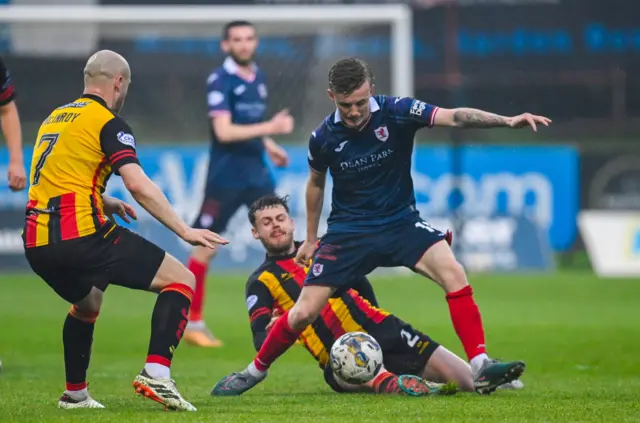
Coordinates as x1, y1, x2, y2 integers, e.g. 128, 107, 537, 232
307, 95, 439, 232
374, 125, 389, 142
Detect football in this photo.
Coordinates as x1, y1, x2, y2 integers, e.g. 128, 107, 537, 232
329, 331, 383, 384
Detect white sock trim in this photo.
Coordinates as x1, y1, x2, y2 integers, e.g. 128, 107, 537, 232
64, 388, 89, 401
247, 361, 267, 378
144, 363, 171, 380
186, 320, 205, 329
470, 353, 489, 371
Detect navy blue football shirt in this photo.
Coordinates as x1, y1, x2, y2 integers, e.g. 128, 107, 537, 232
308, 95, 438, 233
206, 57, 272, 188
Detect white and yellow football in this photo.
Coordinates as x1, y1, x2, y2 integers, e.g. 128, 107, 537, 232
329, 331, 383, 384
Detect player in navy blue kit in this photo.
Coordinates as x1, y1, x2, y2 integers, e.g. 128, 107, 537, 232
212, 57, 551, 395
183, 21, 294, 347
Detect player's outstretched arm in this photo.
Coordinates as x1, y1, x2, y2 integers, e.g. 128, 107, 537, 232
295, 168, 326, 266
263, 136, 289, 168
118, 163, 228, 248
0, 58, 26, 192
433, 108, 552, 131
0, 101, 25, 191
245, 276, 275, 351
306, 168, 327, 242
119, 163, 188, 236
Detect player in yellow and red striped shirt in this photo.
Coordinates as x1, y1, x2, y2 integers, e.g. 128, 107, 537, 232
213, 194, 476, 396
23, 50, 228, 411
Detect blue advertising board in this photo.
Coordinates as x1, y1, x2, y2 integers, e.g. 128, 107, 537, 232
0, 144, 576, 272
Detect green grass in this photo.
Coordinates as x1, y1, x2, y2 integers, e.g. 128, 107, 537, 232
1, 271, 639, 422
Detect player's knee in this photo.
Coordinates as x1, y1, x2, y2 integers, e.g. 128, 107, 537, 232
164, 267, 196, 291
178, 268, 196, 291
71, 289, 102, 321
73, 287, 103, 316
289, 304, 317, 330
151, 253, 196, 292
438, 260, 468, 294
69, 304, 100, 323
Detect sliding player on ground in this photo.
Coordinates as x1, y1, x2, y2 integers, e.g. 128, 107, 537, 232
184, 20, 293, 347
22, 50, 227, 411
213, 57, 552, 396
212, 194, 476, 396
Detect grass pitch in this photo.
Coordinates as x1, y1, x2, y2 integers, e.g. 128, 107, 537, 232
1, 270, 639, 422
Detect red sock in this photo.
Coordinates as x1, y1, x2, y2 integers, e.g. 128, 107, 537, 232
66, 381, 87, 392
446, 285, 487, 361
253, 310, 301, 372
187, 258, 207, 322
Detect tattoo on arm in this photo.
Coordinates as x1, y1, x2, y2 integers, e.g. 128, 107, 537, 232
452, 108, 509, 128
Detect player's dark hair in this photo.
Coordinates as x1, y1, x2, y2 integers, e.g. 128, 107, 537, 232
328, 57, 375, 95
223, 20, 255, 40
248, 194, 291, 226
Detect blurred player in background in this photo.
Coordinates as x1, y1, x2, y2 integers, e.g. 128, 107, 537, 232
184, 20, 294, 347
0, 57, 26, 192
23, 50, 227, 411
213, 57, 552, 396
212, 194, 476, 397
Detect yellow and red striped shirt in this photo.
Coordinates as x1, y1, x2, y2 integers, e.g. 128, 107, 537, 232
246, 252, 390, 367
23, 94, 140, 248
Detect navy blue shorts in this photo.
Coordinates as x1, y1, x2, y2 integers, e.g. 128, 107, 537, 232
192, 183, 274, 233
305, 214, 446, 288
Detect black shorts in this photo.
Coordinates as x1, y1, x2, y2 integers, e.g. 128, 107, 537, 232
323, 315, 440, 393
306, 214, 447, 289
192, 184, 274, 233
24, 223, 165, 304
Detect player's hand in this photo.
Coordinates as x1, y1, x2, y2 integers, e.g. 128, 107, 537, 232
294, 239, 317, 267
7, 160, 26, 192
264, 137, 289, 168
265, 310, 282, 333
269, 109, 294, 135
182, 228, 229, 249
103, 196, 137, 223
507, 113, 552, 132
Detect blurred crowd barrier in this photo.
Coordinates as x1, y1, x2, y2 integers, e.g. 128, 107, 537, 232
2, 144, 575, 274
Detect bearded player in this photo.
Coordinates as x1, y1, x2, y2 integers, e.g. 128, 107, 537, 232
213, 194, 478, 397
184, 20, 294, 347
213, 57, 552, 396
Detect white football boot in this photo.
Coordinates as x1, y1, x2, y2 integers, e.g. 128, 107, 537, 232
58, 392, 105, 409
133, 370, 196, 411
